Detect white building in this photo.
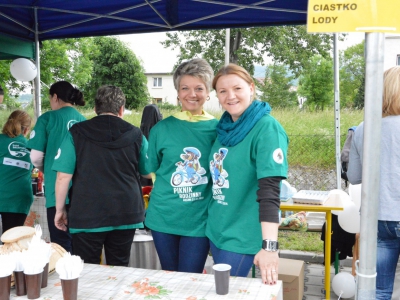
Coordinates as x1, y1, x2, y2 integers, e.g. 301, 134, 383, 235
145, 72, 222, 113
384, 34, 400, 71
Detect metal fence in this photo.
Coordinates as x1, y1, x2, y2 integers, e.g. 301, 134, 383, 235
287, 134, 348, 191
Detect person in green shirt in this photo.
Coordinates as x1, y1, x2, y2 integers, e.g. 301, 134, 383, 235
206, 64, 289, 285
145, 58, 218, 273
0, 110, 33, 233
27, 81, 86, 252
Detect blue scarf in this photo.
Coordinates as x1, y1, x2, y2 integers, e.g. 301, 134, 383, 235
216, 100, 271, 147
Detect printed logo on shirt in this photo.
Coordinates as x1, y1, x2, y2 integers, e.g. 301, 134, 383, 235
3, 157, 31, 170
54, 148, 61, 160
273, 148, 284, 164
29, 130, 35, 139
67, 120, 80, 130
8, 142, 30, 157
171, 147, 208, 202
210, 148, 229, 206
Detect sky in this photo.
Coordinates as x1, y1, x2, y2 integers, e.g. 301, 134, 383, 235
119, 31, 366, 74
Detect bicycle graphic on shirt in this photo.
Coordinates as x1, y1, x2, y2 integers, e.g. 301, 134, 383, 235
210, 148, 229, 188
170, 147, 206, 187
171, 162, 202, 186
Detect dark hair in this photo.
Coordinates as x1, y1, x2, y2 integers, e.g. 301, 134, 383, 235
49, 81, 85, 106
0, 87, 4, 96
95, 85, 126, 115
2, 110, 32, 138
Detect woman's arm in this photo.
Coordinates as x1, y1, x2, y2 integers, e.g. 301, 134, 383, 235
253, 176, 282, 285
55, 172, 73, 231
30, 149, 44, 172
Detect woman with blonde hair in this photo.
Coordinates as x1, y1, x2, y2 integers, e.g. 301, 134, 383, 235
0, 110, 33, 233
206, 63, 288, 284
348, 66, 400, 299
145, 58, 218, 273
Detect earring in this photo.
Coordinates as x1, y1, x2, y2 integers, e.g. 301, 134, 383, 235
207, 96, 210, 101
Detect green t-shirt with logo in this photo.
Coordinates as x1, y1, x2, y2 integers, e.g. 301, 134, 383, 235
145, 116, 218, 237
27, 107, 85, 208
206, 114, 288, 255
0, 134, 33, 214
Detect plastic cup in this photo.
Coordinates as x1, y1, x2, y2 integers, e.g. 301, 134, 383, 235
14, 271, 27, 296
61, 278, 79, 300
41, 262, 49, 288
212, 264, 231, 295
0, 275, 11, 300
25, 273, 42, 299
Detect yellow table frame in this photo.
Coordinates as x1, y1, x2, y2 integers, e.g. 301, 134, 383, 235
280, 197, 343, 299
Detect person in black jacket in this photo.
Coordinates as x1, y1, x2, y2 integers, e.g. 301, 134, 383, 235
53, 85, 151, 266
139, 104, 162, 186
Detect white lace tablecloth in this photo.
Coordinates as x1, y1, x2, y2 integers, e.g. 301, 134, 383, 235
10, 264, 283, 300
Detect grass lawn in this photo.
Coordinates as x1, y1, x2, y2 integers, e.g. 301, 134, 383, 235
278, 230, 324, 255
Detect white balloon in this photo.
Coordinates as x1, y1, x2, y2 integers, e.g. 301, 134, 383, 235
10, 58, 37, 82
349, 183, 362, 210
328, 189, 351, 215
332, 272, 356, 298
338, 201, 360, 233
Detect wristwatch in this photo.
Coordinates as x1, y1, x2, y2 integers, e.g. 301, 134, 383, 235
262, 239, 279, 252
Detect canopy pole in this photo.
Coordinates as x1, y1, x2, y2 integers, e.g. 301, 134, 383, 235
356, 32, 384, 300
225, 28, 230, 65
333, 33, 341, 189
34, 7, 41, 119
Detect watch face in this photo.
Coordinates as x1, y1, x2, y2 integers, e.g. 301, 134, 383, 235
262, 240, 279, 251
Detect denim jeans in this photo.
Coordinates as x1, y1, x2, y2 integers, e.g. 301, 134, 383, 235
151, 230, 209, 273
209, 241, 254, 277
376, 220, 400, 300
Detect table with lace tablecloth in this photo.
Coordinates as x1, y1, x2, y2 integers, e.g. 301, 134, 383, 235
10, 263, 282, 300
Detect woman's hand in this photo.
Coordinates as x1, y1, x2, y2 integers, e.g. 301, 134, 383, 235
54, 208, 68, 231
254, 249, 279, 285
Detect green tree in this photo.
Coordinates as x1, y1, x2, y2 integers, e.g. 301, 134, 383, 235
162, 26, 335, 76
339, 41, 365, 108
353, 72, 365, 109
257, 64, 297, 108
297, 55, 334, 111
0, 60, 30, 107
40, 38, 95, 109
85, 36, 149, 109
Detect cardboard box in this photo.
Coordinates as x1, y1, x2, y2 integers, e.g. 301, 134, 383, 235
278, 258, 304, 300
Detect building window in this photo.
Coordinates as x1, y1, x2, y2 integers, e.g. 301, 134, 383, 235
153, 98, 162, 104
153, 77, 162, 87
397, 55, 400, 66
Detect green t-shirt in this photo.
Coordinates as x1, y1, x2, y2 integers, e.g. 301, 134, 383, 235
52, 131, 149, 233
27, 107, 85, 208
206, 114, 288, 255
145, 116, 218, 237
0, 134, 33, 214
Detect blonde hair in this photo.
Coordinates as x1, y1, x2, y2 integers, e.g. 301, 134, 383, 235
173, 58, 214, 92
212, 63, 256, 101
2, 110, 32, 138
382, 66, 400, 117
